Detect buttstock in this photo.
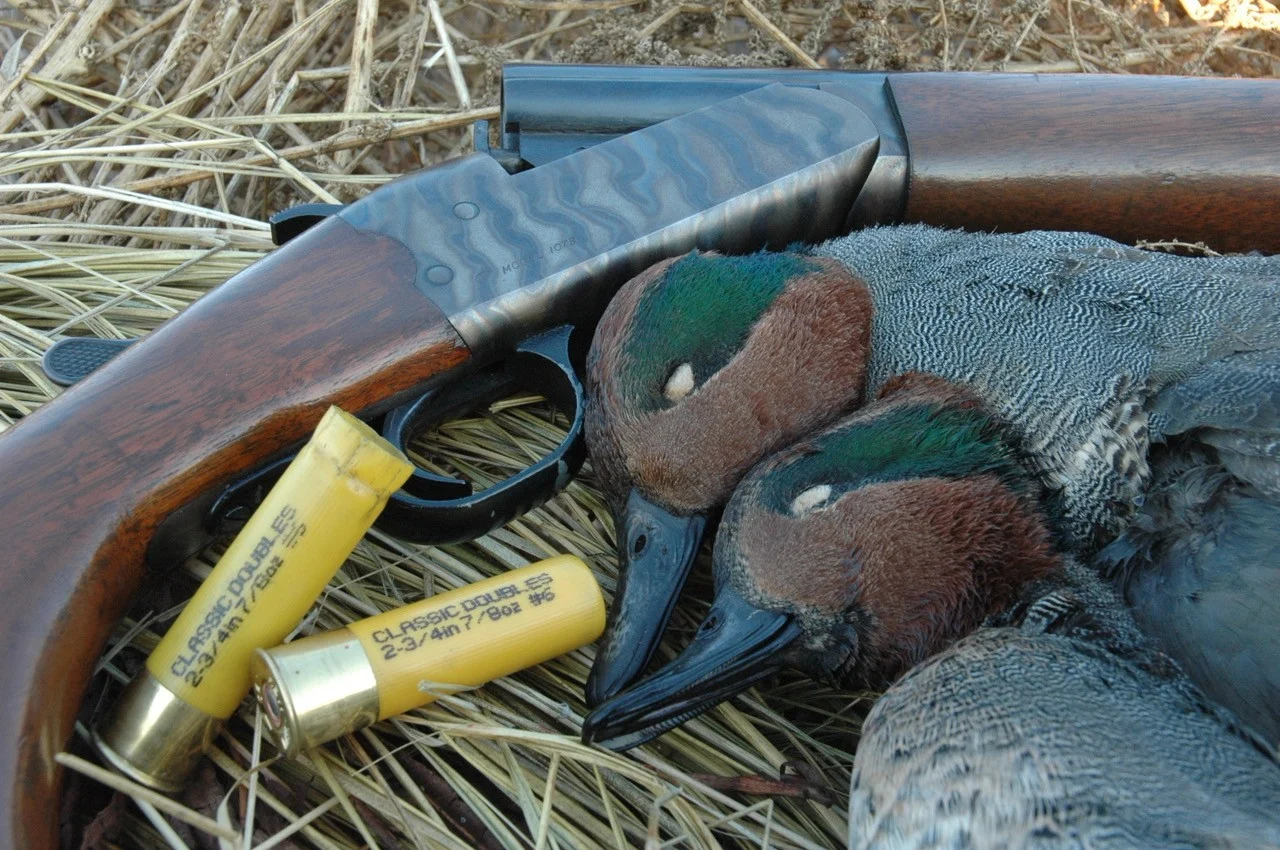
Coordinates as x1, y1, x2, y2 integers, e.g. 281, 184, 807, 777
0, 215, 469, 848
888, 73, 1280, 254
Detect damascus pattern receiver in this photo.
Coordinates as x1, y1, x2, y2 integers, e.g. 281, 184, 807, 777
0, 83, 880, 849
3, 63, 1280, 849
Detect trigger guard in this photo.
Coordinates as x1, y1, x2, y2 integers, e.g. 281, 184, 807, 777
374, 324, 586, 545
383, 369, 517, 502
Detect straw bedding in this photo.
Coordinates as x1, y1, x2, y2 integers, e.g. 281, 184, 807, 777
0, 1, 1275, 848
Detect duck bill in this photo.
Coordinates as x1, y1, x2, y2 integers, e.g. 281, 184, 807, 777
582, 586, 801, 751
585, 490, 708, 707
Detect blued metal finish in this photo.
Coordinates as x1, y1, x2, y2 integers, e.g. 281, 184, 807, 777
819, 82, 906, 229
376, 324, 586, 545
496, 64, 889, 156
268, 203, 346, 246
472, 118, 524, 173
493, 64, 906, 227
339, 84, 880, 361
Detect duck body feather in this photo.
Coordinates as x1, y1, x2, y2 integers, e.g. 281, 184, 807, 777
809, 227, 1280, 745
1099, 451, 1280, 745
811, 226, 1280, 550
808, 229, 1280, 540
584, 372, 1280, 846
584, 224, 1280, 741
849, 564, 1280, 850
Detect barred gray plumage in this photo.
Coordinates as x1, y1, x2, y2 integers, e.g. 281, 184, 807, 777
811, 225, 1280, 547
849, 561, 1280, 850
810, 225, 1280, 745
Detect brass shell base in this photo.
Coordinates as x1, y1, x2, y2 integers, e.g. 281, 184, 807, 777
92, 670, 221, 792
251, 628, 379, 758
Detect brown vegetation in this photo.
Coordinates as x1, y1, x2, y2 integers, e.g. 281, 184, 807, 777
0, 1, 1274, 848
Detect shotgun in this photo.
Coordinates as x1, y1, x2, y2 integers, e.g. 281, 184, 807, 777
0, 63, 1277, 849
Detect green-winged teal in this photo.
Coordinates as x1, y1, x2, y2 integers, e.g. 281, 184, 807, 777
583, 226, 1280, 746
583, 376, 1280, 847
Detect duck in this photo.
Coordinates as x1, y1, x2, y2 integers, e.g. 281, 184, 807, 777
582, 224, 1280, 746
582, 375, 1280, 847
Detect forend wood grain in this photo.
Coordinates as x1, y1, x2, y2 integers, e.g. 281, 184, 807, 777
888, 73, 1280, 254
0, 215, 469, 849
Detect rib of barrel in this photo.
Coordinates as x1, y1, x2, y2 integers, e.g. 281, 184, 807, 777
339, 85, 881, 360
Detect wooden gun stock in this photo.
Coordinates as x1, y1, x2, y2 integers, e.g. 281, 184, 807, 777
0, 77, 883, 848
2, 63, 1278, 849
888, 74, 1280, 253
0, 216, 469, 848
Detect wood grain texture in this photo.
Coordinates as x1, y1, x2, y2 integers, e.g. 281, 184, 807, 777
0, 215, 469, 849
889, 73, 1280, 254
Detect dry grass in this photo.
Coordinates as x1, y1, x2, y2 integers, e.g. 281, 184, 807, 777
0, 1, 1275, 848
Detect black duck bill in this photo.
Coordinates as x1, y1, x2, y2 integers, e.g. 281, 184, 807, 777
585, 490, 709, 706
582, 584, 802, 751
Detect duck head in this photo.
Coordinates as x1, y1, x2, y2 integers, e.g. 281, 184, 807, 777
584, 250, 874, 705
582, 374, 1063, 750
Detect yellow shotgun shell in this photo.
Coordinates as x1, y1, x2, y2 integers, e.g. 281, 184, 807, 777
94, 406, 413, 791
251, 555, 605, 757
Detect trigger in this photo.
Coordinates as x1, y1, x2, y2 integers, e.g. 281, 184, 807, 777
381, 369, 520, 502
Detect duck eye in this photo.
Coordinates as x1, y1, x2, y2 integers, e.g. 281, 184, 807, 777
632, 534, 648, 556
700, 613, 721, 634
662, 362, 695, 402
790, 484, 834, 516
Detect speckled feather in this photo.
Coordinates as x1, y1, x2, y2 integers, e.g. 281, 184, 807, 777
588, 225, 1280, 744
809, 225, 1280, 550
809, 227, 1280, 747
702, 390, 1280, 847
849, 560, 1280, 850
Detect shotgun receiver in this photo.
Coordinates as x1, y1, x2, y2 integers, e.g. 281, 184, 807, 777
1, 64, 1278, 848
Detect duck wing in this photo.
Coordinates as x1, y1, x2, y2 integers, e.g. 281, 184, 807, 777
1099, 349, 1280, 746
1150, 349, 1280, 498
848, 615, 1280, 850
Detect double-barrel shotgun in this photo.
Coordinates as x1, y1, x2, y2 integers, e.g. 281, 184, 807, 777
0, 63, 1277, 848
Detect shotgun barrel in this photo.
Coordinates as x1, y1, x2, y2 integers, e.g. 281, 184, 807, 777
491, 64, 1280, 253
0, 65, 1278, 849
